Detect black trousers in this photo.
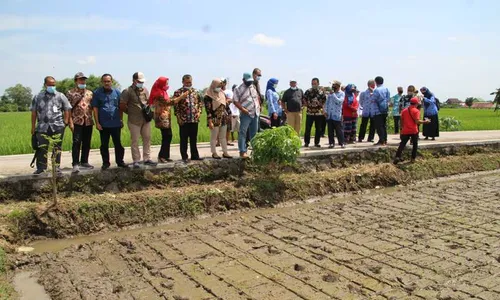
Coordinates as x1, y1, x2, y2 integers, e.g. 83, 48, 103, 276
320, 115, 327, 137
393, 116, 401, 134
358, 116, 375, 142
99, 127, 125, 166
374, 113, 388, 143
159, 128, 173, 159
72, 124, 93, 166
179, 123, 200, 160
395, 134, 419, 160
304, 115, 324, 146
327, 120, 344, 147
270, 116, 282, 128
36, 127, 65, 171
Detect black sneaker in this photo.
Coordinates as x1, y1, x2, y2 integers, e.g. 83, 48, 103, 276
101, 164, 110, 170
314, 144, 321, 148
144, 160, 157, 166
33, 169, 45, 175
328, 145, 334, 149
117, 162, 129, 168
182, 159, 190, 164
191, 157, 204, 161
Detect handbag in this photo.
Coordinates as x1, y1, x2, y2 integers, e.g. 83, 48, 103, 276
141, 102, 153, 122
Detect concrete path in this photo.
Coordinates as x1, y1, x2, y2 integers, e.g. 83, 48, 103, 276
1, 130, 499, 177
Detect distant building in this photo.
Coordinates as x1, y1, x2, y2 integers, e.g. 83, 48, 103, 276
446, 98, 463, 105
471, 102, 494, 109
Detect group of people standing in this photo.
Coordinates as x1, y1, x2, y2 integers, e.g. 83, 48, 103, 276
29, 69, 441, 175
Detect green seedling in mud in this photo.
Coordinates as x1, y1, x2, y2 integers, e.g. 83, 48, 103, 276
39, 133, 63, 210
251, 125, 301, 166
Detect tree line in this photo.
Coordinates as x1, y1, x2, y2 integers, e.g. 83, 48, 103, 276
0, 75, 120, 112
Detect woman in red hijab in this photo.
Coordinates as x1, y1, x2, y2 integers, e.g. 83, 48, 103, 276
150, 77, 173, 163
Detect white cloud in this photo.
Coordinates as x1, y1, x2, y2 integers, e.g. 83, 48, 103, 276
407, 55, 417, 60
77, 56, 97, 65
249, 33, 285, 47
447, 36, 458, 41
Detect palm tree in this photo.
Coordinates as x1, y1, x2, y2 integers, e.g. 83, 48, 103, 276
490, 88, 500, 112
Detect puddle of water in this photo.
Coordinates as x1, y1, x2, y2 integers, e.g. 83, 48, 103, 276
13, 271, 50, 300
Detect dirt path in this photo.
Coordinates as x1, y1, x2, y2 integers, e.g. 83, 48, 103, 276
16, 172, 500, 300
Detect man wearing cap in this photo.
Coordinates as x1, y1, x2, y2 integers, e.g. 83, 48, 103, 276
31, 76, 72, 175
282, 79, 304, 135
120, 72, 157, 168
233, 72, 260, 158
67, 72, 94, 173
393, 97, 430, 164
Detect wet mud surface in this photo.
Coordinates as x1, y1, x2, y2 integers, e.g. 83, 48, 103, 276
16, 172, 500, 299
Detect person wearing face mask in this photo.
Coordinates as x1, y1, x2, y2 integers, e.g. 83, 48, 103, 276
120, 72, 156, 168
324, 80, 345, 149
266, 78, 282, 127
303, 77, 327, 148
66, 72, 94, 173
150, 76, 173, 163
30, 76, 72, 175
204, 78, 232, 159
358, 80, 376, 143
172, 74, 204, 162
252, 68, 263, 105
233, 72, 261, 158
342, 84, 360, 144
420, 87, 440, 141
390, 87, 404, 134
282, 80, 304, 135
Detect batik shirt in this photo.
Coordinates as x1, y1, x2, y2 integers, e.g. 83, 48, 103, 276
173, 87, 203, 125
303, 88, 326, 116
67, 88, 93, 126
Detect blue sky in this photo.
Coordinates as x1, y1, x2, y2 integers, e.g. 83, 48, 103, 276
1, 0, 499, 100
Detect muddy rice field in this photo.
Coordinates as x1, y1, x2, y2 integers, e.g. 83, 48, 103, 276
13, 171, 500, 300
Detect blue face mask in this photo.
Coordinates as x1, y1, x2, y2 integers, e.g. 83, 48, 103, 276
136, 83, 144, 89
46, 86, 56, 94
78, 84, 86, 89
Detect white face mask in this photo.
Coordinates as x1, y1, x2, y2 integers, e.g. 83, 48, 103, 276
273, 84, 278, 89
214, 87, 221, 93
291, 87, 297, 90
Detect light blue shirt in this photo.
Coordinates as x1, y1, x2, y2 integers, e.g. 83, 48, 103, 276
266, 89, 283, 117
390, 94, 402, 116
324, 91, 344, 121
359, 89, 373, 117
372, 84, 390, 115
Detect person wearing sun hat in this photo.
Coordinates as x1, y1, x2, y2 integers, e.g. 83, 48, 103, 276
393, 97, 431, 164
233, 72, 260, 158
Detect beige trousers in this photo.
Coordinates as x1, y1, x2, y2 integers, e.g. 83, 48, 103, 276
287, 112, 302, 136
128, 121, 151, 162
211, 125, 228, 155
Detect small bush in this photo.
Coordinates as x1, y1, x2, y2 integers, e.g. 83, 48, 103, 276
440, 116, 461, 131
251, 125, 301, 165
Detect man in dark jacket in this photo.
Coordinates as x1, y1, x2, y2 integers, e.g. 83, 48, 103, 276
282, 79, 304, 136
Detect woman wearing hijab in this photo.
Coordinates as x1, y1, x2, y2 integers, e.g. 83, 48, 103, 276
204, 78, 232, 159
150, 77, 173, 163
342, 84, 360, 144
266, 78, 283, 127
420, 87, 439, 140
